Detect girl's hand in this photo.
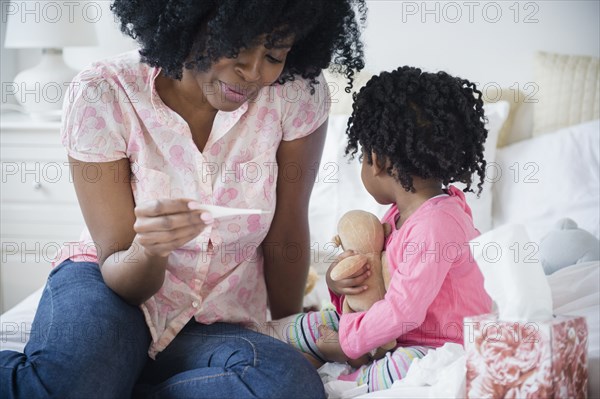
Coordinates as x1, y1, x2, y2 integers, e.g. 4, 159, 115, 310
326, 250, 371, 296
133, 199, 214, 258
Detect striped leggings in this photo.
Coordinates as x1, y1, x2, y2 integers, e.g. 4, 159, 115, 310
281, 309, 429, 392
342, 345, 429, 392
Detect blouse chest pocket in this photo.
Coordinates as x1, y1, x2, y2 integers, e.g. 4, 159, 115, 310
237, 149, 278, 209
132, 165, 171, 203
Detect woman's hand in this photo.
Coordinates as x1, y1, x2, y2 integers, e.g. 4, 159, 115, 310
133, 199, 214, 258
326, 250, 371, 296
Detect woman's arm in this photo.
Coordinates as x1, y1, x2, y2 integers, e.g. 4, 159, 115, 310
262, 121, 328, 319
69, 156, 211, 305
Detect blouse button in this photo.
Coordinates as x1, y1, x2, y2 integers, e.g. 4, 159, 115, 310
192, 301, 199, 309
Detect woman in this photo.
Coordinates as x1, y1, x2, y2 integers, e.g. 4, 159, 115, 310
0, 1, 366, 398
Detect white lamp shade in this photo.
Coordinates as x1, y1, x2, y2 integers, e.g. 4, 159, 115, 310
4, 1, 99, 48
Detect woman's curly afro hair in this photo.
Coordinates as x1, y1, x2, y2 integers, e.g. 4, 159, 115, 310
111, 0, 366, 92
346, 66, 488, 196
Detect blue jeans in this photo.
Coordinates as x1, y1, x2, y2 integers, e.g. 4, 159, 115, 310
0, 260, 325, 398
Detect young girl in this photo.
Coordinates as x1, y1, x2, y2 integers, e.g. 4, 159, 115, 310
280, 66, 493, 392
0, 1, 366, 398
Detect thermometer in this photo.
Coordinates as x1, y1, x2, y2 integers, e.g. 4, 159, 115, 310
189, 203, 271, 219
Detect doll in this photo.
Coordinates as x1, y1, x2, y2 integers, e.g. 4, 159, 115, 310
330, 210, 397, 357
539, 218, 600, 275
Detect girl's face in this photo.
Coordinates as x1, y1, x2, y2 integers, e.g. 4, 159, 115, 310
192, 36, 293, 112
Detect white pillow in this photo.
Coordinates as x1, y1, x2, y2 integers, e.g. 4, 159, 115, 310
492, 119, 600, 242
455, 101, 510, 233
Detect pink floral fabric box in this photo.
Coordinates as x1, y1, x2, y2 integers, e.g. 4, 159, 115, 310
465, 313, 588, 398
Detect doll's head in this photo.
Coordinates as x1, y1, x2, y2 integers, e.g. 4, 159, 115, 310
540, 218, 600, 275
345, 66, 488, 197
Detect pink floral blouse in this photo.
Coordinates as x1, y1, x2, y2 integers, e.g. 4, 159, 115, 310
55, 50, 330, 358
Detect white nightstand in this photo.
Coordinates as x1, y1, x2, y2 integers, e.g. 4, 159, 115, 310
0, 112, 85, 312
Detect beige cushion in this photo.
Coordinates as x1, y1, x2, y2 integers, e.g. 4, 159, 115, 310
533, 51, 600, 135
484, 89, 534, 148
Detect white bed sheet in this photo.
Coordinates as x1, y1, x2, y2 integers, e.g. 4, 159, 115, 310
1, 262, 598, 398
315, 262, 600, 398
0, 286, 44, 352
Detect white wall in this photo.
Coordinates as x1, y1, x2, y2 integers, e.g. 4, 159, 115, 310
362, 0, 600, 87
3, 1, 599, 90
1, 2, 17, 105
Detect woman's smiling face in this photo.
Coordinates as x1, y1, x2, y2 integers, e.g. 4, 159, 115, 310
190, 35, 294, 112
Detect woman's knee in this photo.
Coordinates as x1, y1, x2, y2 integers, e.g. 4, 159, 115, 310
197, 326, 325, 398
34, 261, 148, 342
19, 260, 151, 398
251, 337, 326, 399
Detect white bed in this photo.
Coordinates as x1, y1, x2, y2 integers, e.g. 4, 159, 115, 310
3, 260, 598, 398
307, 52, 600, 397
304, 261, 599, 399
306, 116, 600, 396
2, 51, 599, 397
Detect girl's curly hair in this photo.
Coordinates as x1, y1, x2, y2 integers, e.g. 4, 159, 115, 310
346, 66, 488, 196
110, 0, 366, 92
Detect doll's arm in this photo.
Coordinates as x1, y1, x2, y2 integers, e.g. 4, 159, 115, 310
330, 254, 369, 281
326, 251, 370, 298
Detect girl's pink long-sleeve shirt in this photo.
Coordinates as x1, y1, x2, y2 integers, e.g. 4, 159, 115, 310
332, 186, 492, 359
